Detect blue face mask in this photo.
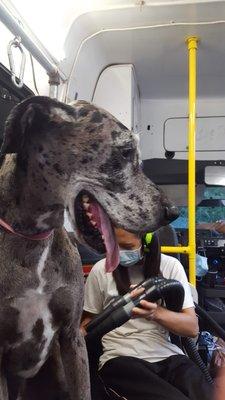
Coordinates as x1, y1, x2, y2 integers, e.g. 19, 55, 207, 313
196, 254, 208, 277
119, 246, 143, 267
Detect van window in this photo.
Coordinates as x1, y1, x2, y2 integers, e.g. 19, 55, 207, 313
171, 186, 225, 229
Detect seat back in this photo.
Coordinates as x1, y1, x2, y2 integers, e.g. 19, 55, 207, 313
86, 337, 125, 399
156, 225, 180, 261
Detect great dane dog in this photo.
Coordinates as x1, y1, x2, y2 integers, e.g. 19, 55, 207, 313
0, 96, 178, 400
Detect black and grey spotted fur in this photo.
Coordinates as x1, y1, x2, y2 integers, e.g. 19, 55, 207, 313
0, 96, 178, 400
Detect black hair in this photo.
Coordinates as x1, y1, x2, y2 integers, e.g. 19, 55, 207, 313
112, 233, 161, 295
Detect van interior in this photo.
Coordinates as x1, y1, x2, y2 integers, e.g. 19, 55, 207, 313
1, 0, 225, 394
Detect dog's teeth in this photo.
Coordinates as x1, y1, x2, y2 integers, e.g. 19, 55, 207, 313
90, 220, 97, 227
102, 235, 105, 241
82, 195, 89, 202
86, 212, 93, 219
83, 203, 90, 210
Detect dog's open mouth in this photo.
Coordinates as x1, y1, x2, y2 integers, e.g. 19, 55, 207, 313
75, 191, 120, 272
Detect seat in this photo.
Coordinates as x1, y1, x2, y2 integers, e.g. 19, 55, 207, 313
86, 337, 124, 400
156, 224, 181, 261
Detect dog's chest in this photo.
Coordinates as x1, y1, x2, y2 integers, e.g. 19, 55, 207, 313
11, 290, 56, 378
5, 245, 66, 378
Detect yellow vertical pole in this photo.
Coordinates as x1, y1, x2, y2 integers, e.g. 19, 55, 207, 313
186, 37, 198, 286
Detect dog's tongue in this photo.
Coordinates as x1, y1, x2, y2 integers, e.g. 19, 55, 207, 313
89, 202, 120, 272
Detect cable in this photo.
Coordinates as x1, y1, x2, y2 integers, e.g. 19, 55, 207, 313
65, 19, 225, 101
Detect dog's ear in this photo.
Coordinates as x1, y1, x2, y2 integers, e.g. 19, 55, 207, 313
0, 102, 50, 156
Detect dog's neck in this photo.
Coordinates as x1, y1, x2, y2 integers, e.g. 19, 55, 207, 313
0, 154, 65, 235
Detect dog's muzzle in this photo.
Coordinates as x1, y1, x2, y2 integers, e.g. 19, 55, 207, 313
164, 205, 180, 223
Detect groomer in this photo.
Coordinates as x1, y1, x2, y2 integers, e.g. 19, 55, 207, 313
82, 228, 213, 400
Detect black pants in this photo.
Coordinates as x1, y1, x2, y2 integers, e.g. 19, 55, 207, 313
99, 355, 213, 400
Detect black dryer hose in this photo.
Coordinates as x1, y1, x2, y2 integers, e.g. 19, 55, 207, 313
86, 278, 184, 342
181, 337, 214, 385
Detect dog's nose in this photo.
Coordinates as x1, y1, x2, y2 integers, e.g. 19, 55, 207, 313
164, 205, 180, 223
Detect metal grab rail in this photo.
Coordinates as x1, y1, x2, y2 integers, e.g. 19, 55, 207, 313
187, 37, 198, 286
0, 0, 67, 96
7, 36, 26, 88
161, 246, 190, 254
161, 36, 198, 286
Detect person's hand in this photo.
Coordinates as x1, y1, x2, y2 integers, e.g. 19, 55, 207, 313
131, 299, 159, 320
130, 284, 144, 298
80, 326, 87, 337
129, 285, 160, 320
213, 220, 225, 234
197, 221, 225, 234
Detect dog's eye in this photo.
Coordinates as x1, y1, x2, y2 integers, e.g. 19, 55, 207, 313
120, 147, 135, 160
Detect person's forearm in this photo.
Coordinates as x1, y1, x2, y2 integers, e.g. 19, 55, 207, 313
215, 367, 225, 400
80, 311, 94, 336
154, 306, 199, 337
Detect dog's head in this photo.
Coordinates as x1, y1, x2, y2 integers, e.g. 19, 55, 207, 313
1, 96, 179, 271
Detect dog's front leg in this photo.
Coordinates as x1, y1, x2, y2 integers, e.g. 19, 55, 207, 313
59, 328, 91, 400
0, 349, 8, 400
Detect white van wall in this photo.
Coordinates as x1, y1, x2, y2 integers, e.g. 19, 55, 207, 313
93, 64, 141, 133
62, 1, 225, 162
91, 66, 225, 162
140, 97, 225, 161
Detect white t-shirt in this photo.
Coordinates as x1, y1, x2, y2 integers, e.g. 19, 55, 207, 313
84, 254, 194, 369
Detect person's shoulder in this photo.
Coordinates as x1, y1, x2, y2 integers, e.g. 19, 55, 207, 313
160, 254, 184, 277
86, 258, 113, 288
161, 253, 180, 266
89, 258, 107, 276
91, 258, 106, 271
